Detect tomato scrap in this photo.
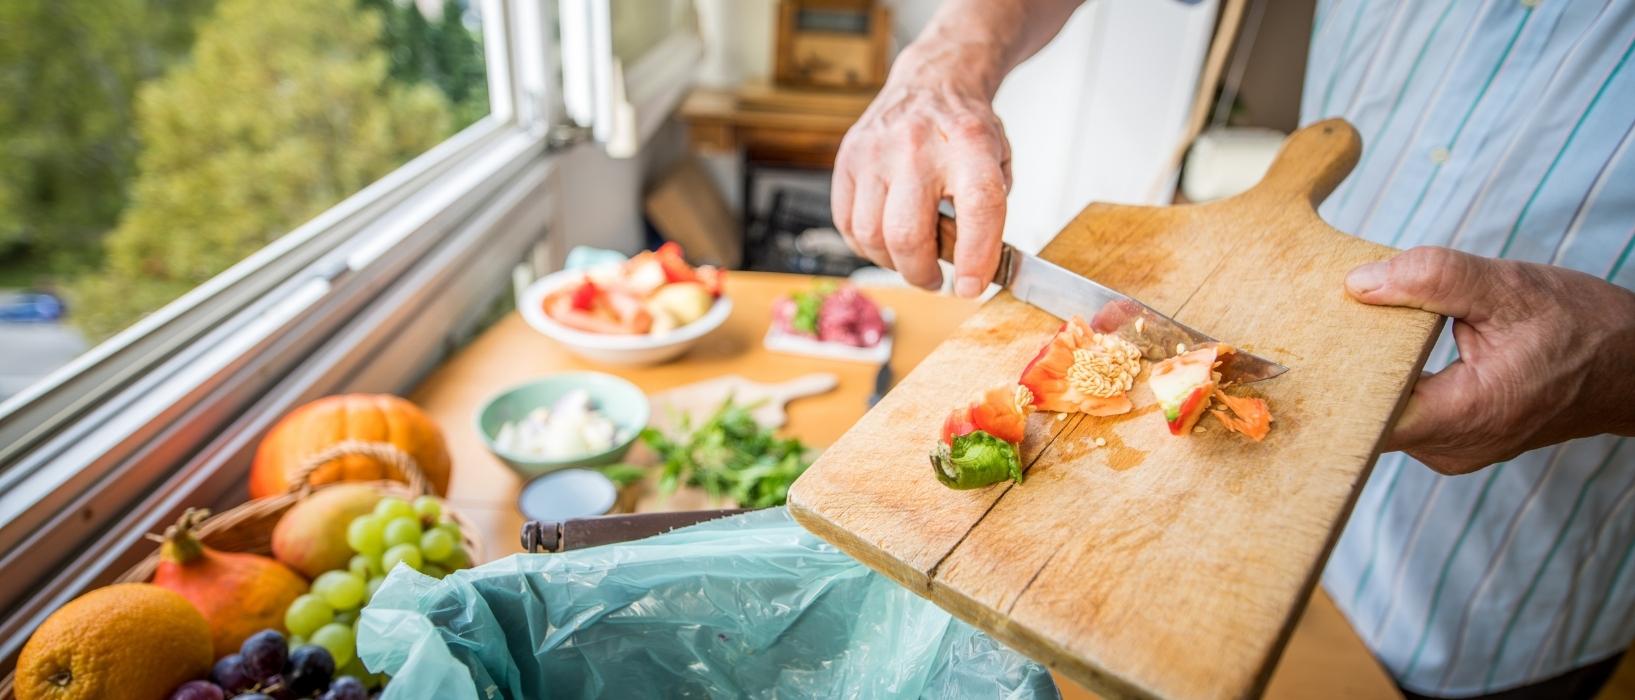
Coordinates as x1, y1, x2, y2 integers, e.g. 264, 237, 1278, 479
1211, 388, 1272, 441
941, 384, 1031, 446
1019, 316, 1141, 416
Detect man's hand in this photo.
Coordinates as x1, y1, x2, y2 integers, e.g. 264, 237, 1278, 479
829, 0, 1084, 298
1346, 246, 1635, 474
832, 62, 1011, 297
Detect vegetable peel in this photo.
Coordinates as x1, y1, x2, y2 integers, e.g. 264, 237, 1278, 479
1211, 388, 1272, 441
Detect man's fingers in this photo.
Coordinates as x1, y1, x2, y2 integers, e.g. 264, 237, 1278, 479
849, 173, 892, 269
1387, 357, 1514, 475
1345, 246, 1500, 322
830, 163, 858, 251
946, 148, 1007, 298
881, 175, 943, 290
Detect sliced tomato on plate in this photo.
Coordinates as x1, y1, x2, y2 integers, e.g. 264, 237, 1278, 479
654, 242, 698, 284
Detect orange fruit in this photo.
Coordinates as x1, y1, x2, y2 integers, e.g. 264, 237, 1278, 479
15, 583, 212, 700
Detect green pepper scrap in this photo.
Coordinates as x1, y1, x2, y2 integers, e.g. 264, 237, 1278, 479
929, 430, 1023, 490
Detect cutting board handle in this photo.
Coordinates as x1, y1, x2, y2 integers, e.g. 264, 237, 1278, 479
1243, 118, 1362, 208
932, 119, 1361, 264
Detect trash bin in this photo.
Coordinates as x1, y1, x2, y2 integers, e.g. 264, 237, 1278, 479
360, 508, 1058, 699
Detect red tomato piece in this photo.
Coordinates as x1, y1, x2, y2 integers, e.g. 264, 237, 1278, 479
941, 384, 1031, 446
654, 242, 698, 284
568, 277, 599, 311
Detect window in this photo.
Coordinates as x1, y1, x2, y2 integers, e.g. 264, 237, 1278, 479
0, 0, 490, 402
0, 0, 703, 668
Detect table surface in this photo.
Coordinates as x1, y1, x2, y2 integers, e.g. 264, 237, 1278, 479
409, 270, 1398, 699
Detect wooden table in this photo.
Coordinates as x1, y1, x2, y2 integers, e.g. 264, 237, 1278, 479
409, 271, 1398, 699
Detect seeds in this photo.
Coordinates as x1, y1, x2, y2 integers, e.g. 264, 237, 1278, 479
1094, 437, 1107, 447
1193, 426, 1207, 433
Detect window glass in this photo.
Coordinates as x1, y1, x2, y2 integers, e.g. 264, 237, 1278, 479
0, 0, 488, 400
611, 0, 695, 66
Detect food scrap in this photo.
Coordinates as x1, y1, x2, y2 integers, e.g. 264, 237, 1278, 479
543, 242, 724, 335
771, 283, 887, 348
931, 384, 1032, 489
930, 324, 1276, 490
1148, 344, 1226, 435
1211, 388, 1272, 441
1019, 316, 1141, 416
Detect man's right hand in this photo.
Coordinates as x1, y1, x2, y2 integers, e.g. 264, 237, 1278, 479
830, 57, 1012, 298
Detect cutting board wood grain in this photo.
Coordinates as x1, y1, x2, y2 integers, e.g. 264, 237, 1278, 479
787, 120, 1442, 700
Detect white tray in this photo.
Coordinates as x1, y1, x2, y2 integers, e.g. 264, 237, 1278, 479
763, 308, 894, 364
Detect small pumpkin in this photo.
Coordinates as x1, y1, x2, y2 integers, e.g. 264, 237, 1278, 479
151, 509, 308, 657
249, 394, 452, 498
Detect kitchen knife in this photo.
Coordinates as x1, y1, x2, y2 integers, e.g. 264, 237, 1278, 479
867, 361, 893, 407
934, 202, 1286, 384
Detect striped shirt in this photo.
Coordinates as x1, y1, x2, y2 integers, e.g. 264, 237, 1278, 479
1305, 0, 1635, 695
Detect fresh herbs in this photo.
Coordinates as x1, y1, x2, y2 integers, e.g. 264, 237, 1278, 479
789, 282, 835, 337
640, 398, 814, 508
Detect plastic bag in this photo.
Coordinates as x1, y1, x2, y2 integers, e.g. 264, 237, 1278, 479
359, 508, 1057, 699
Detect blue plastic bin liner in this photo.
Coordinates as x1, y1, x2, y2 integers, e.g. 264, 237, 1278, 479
359, 508, 1057, 699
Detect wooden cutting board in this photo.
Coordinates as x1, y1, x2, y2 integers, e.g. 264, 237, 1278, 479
787, 120, 1441, 700
648, 373, 839, 429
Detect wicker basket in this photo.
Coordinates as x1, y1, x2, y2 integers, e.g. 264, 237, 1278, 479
1, 441, 480, 699
125, 440, 481, 580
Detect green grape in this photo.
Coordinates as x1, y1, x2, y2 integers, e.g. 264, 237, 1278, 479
346, 515, 386, 556
334, 610, 357, 626
311, 622, 357, 667
284, 593, 335, 637
338, 654, 373, 684
366, 576, 385, 600
381, 543, 424, 572
289, 634, 307, 648
373, 497, 414, 521
442, 546, 472, 570
422, 564, 449, 580
412, 495, 442, 522
314, 570, 367, 610
419, 527, 457, 562
435, 521, 462, 541
382, 516, 423, 548
348, 554, 378, 580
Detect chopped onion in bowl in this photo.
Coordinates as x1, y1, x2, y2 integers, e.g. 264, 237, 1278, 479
494, 390, 626, 460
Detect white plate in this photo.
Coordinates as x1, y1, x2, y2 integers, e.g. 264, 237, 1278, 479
519, 268, 732, 366
763, 308, 894, 364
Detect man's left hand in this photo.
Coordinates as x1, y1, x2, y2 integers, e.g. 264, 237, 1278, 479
1346, 246, 1635, 474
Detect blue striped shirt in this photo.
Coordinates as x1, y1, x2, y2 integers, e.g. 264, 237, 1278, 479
1306, 0, 1635, 694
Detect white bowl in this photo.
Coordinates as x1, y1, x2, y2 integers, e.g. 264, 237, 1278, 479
519, 268, 733, 366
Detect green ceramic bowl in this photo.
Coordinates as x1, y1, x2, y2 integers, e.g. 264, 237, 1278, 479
475, 372, 649, 476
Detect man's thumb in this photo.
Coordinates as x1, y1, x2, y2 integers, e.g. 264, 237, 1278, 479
1345, 246, 1496, 321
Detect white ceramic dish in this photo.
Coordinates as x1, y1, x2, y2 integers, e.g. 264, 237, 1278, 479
519, 268, 732, 366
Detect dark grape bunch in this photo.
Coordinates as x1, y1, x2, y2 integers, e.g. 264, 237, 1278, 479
170, 628, 384, 699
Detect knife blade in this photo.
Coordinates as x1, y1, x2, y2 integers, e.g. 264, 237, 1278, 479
934, 203, 1286, 384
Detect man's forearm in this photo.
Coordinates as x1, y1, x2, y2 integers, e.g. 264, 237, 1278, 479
894, 0, 1085, 99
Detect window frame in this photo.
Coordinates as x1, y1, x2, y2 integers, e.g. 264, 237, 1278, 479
0, 0, 561, 668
